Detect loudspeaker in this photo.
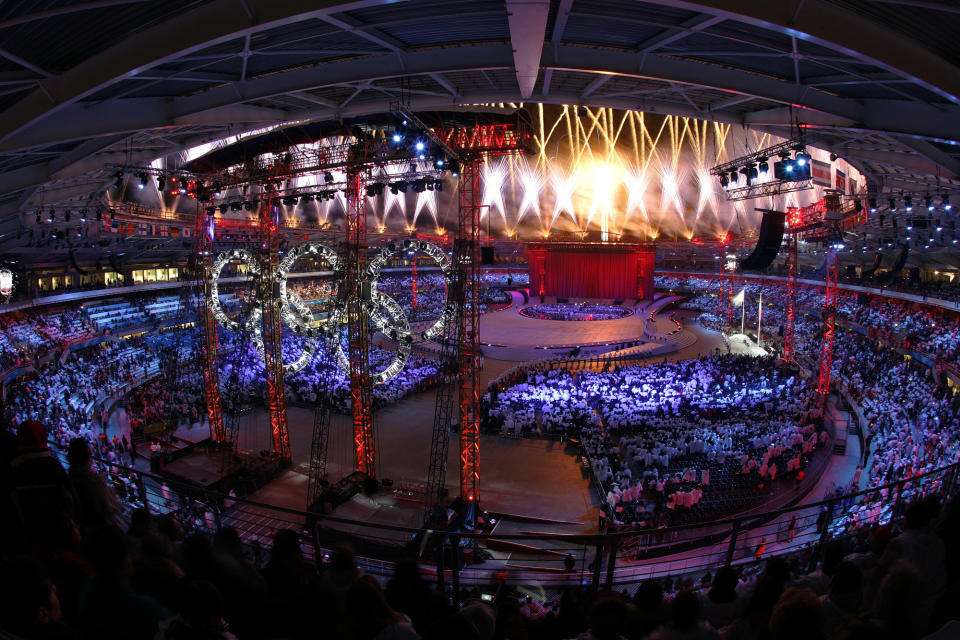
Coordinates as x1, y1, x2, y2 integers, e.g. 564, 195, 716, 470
740, 211, 786, 271
481, 246, 495, 265
878, 245, 909, 285
863, 252, 882, 278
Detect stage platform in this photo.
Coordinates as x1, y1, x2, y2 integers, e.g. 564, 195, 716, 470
478, 294, 651, 361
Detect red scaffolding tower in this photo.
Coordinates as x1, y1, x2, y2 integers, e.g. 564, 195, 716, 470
257, 194, 291, 463
458, 156, 483, 503
816, 192, 845, 400
782, 234, 798, 363
195, 204, 225, 442
345, 169, 376, 476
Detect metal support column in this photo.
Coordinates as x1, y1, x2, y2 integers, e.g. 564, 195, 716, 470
258, 195, 291, 464
195, 204, 224, 443
345, 169, 376, 477
307, 401, 332, 509
459, 156, 483, 505
817, 247, 839, 399
424, 247, 462, 517
782, 236, 798, 362
411, 255, 418, 309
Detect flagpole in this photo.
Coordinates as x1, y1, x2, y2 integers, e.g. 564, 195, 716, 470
741, 294, 746, 335
757, 291, 763, 349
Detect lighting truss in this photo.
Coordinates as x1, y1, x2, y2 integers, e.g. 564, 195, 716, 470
724, 179, 813, 202
711, 138, 812, 202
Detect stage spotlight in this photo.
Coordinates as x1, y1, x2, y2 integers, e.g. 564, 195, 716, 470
448, 160, 460, 177
795, 153, 809, 167
300, 195, 314, 205
157, 175, 166, 192
729, 170, 739, 184
747, 164, 759, 183
392, 132, 403, 143
829, 152, 838, 161
395, 181, 408, 193
213, 182, 222, 198
434, 180, 443, 192
244, 201, 255, 211
324, 172, 334, 184
415, 140, 425, 152
219, 204, 229, 214
366, 184, 377, 197
113, 171, 124, 188
944, 194, 952, 211
889, 198, 897, 212
719, 174, 729, 188
926, 195, 934, 211
412, 179, 426, 193
758, 160, 769, 176
138, 172, 149, 189
389, 184, 398, 195
433, 157, 445, 170
905, 196, 913, 212
869, 198, 878, 213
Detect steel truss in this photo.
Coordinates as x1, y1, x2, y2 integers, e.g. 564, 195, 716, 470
424, 263, 461, 517
458, 157, 482, 504
307, 401, 332, 508
195, 203, 224, 443
257, 194, 291, 464
345, 170, 376, 477
782, 236, 798, 362
817, 194, 844, 401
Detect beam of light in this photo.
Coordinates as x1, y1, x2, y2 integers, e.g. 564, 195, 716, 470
413, 188, 438, 228
549, 169, 578, 231
623, 168, 651, 238
517, 165, 545, 235
584, 162, 620, 240
482, 161, 507, 226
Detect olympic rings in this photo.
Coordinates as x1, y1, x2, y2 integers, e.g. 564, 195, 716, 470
209, 250, 262, 333
207, 239, 453, 383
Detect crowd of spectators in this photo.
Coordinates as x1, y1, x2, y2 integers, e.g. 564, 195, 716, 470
486, 355, 824, 528
1, 412, 958, 639
519, 304, 633, 322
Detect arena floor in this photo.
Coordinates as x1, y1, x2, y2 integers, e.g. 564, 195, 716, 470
224, 311, 736, 532
117, 311, 787, 535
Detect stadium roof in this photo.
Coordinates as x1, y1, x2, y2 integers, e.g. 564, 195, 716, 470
1, 0, 960, 264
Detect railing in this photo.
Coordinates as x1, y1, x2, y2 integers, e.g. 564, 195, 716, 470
62, 440, 958, 595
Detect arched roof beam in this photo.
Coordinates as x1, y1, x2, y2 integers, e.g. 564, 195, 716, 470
652, 0, 960, 103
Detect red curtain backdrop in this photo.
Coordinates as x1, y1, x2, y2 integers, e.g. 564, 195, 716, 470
544, 251, 639, 299
527, 248, 547, 297
635, 249, 655, 299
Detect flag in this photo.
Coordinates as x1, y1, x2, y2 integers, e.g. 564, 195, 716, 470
812, 159, 831, 187
732, 287, 746, 307
835, 168, 846, 193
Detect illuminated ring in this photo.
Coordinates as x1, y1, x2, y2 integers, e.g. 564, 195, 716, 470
277, 242, 343, 336
328, 297, 414, 385
366, 239, 454, 342
209, 250, 262, 333
274, 242, 343, 373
